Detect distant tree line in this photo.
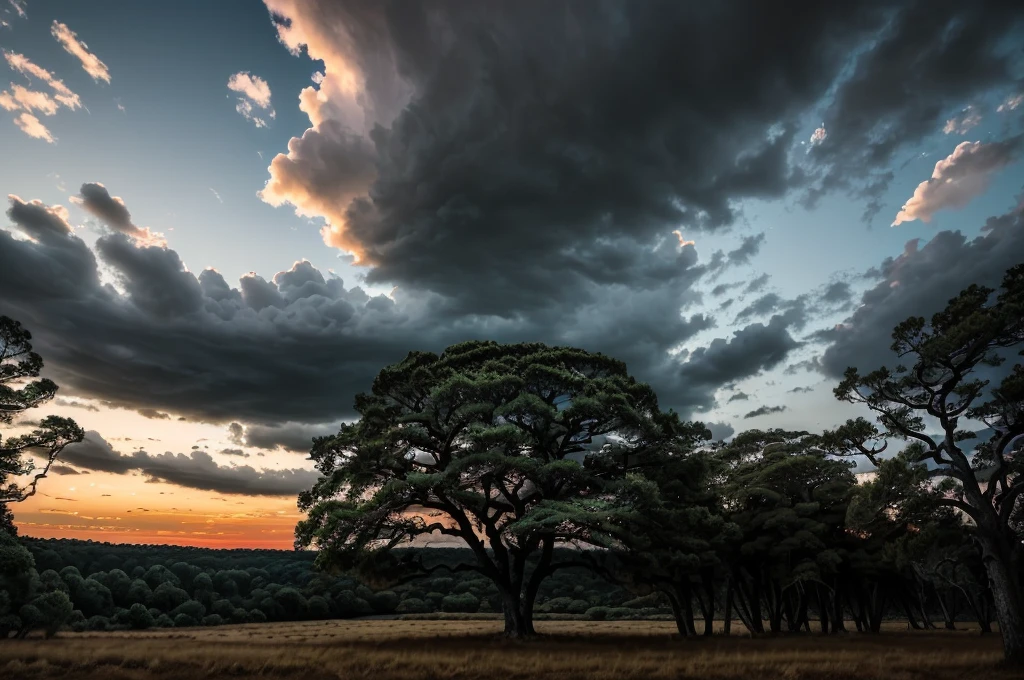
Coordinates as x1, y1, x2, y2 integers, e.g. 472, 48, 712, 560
2, 539, 642, 636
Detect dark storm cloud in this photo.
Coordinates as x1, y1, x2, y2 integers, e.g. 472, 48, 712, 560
818, 198, 1024, 380
58, 431, 318, 496
788, 386, 814, 394
60, 431, 137, 474
734, 294, 783, 324
49, 464, 81, 475
821, 281, 853, 306
137, 408, 171, 420
727, 392, 750, 403
228, 421, 333, 454
705, 421, 735, 442
54, 397, 100, 412
744, 405, 787, 419
72, 183, 165, 245
266, 0, 899, 315
0, 187, 748, 425
726, 233, 767, 268
804, 1, 1024, 223
711, 282, 742, 297
672, 314, 804, 413
743, 274, 771, 295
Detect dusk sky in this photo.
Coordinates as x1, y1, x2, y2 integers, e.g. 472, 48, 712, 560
2, 0, 1023, 548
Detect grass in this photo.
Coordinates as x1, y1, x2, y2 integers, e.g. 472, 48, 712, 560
0, 619, 1014, 680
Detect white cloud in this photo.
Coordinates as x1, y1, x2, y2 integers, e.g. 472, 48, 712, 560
8, 0, 26, 19
997, 93, 1023, 113
227, 71, 274, 127
942, 105, 981, 135
209, 188, 223, 203
13, 112, 55, 142
50, 21, 111, 83
892, 138, 1021, 226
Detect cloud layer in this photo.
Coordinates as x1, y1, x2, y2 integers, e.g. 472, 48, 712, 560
59, 432, 319, 496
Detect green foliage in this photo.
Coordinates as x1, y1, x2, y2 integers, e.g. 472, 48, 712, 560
295, 340, 708, 635
128, 602, 153, 630
441, 593, 480, 613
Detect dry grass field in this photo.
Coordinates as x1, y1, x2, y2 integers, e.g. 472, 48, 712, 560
0, 619, 1014, 680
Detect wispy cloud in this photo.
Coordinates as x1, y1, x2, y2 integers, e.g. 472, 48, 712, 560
227, 71, 274, 127
209, 188, 223, 203
50, 21, 111, 83
998, 93, 1023, 113
3, 51, 81, 109
743, 404, 787, 419
942, 105, 981, 135
0, 84, 60, 115
13, 112, 55, 142
8, 0, 26, 19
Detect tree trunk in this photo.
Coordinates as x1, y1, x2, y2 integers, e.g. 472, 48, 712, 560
723, 578, 734, 636
817, 583, 830, 634
682, 589, 697, 636
700, 570, 716, 636
501, 590, 532, 638
666, 590, 689, 637
984, 548, 1024, 666
831, 579, 847, 634
900, 593, 922, 630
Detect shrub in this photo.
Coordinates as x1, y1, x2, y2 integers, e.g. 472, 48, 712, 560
396, 598, 429, 614
441, 593, 479, 613
585, 606, 609, 621
85, 615, 109, 631
173, 613, 197, 628
201, 614, 224, 626
21, 590, 73, 638
128, 603, 154, 629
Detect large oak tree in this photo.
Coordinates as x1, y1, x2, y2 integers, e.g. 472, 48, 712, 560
295, 340, 708, 637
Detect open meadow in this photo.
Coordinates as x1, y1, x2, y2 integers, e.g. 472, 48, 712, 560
0, 619, 1015, 680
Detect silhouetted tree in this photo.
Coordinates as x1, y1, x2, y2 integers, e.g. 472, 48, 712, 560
0, 316, 84, 528
296, 341, 704, 637
821, 264, 1024, 665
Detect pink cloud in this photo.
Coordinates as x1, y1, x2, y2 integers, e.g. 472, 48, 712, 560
892, 139, 1020, 226
50, 21, 111, 83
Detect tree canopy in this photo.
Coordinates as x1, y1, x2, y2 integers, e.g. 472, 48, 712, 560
295, 340, 709, 636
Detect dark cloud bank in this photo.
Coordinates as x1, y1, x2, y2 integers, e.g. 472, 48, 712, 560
2, 0, 1023, 451
59, 432, 318, 497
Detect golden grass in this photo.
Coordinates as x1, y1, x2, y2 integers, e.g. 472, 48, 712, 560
0, 619, 1013, 680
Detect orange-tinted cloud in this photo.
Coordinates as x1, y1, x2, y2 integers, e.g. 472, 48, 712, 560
892, 138, 1021, 226
3, 51, 81, 109
13, 112, 55, 142
50, 21, 111, 83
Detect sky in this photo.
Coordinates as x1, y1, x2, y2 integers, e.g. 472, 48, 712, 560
1, 0, 1023, 549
